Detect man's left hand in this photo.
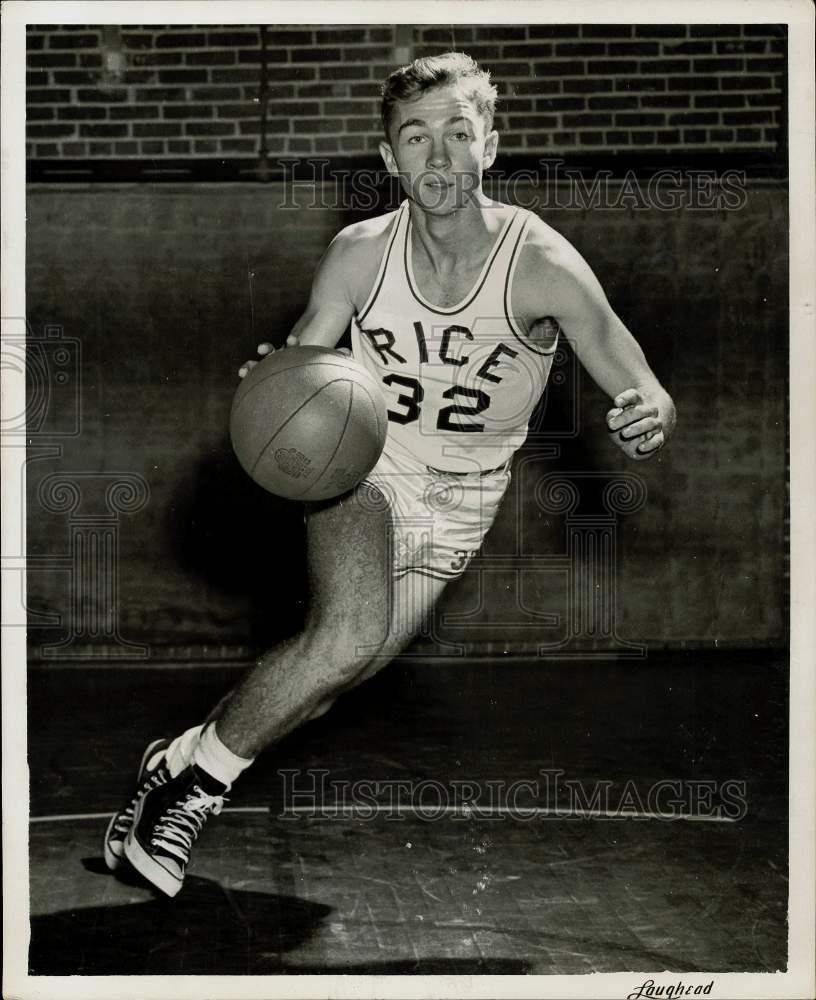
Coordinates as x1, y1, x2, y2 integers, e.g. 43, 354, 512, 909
606, 388, 670, 461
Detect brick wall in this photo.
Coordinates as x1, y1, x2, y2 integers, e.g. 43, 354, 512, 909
26, 23, 786, 161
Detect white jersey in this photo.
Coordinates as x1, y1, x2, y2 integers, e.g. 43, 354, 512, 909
351, 200, 558, 473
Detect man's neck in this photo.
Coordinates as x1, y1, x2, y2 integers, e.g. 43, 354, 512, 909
408, 195, 499, 269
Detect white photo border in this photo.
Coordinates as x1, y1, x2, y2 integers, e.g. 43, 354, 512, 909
2, 2, 814, 998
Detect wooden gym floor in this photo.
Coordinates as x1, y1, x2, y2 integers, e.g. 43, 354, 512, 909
27, 650, 787, 975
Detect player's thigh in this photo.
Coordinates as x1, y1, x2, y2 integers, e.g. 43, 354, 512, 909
303, 482, 393, 648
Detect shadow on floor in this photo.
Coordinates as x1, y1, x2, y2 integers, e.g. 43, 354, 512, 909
29, 860, 533, 976
29, 866, 334, 976
284, 959, 532, 973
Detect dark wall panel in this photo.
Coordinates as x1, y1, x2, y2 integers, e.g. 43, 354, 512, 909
25, 182, 788, 660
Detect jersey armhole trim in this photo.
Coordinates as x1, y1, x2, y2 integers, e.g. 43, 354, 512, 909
504, 221, 560, 357
356, 204, 405, 325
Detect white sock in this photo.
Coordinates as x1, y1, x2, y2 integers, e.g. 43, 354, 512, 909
165, 724, 205, 778
192, 722, 254, 788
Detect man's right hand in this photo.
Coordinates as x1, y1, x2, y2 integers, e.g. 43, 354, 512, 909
237, 335, 351, 379
237, 335, 300, 379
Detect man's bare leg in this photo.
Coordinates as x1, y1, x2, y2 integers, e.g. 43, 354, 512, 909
305, 565, 449, 719
116, 485, 448, 895
214, 485, 421, 758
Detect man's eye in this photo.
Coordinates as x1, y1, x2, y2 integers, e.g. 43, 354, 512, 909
406, 135, 426, 144
451, 132, 471, 141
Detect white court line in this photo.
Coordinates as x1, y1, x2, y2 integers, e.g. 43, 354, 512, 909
29, 807, 270, 823
29, 805, 737, 823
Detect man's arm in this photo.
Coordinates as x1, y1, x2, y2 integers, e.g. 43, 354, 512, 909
286, 231, 359, 348
238, 230, 360, 377
520, 236, 676, 461
239, 216, 395, 377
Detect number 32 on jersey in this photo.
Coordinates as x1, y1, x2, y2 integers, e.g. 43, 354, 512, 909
362, 321, 519, 434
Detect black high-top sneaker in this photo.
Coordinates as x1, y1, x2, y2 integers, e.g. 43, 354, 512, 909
123, 763, 228, 897
103, 738, 171, 872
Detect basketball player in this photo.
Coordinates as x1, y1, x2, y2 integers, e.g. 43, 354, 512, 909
104, 53, 676, 896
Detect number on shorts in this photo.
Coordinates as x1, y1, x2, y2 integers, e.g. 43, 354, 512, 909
450, 549, 473, 572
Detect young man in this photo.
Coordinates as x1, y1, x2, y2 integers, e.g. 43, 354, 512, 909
103, 53, 676, 897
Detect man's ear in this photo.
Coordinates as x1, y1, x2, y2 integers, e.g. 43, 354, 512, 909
379, 140, 398, 175
483, 129, 499, 169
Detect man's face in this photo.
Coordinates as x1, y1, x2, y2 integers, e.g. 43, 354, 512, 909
380, 83, 498, 214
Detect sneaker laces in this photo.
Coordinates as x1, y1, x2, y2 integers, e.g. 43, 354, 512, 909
151, 786, 226, 863
112, 770, 168, 834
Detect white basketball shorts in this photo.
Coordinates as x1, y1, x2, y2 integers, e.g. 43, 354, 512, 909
361, 438, 512, 583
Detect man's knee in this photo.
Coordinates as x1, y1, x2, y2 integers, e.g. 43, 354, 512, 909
304, 646, 391, 722
299, 618, 380, 688
306, 696, 335, 722
303, 597, 387, 659
290, 572, 414, 709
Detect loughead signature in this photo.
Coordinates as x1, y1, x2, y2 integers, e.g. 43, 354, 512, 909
628, 981, 715, 1000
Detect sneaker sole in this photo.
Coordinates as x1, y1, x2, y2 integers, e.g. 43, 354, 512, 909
102, 813, 125, 871
123, 830, 183, 897
102, 738, 169, 873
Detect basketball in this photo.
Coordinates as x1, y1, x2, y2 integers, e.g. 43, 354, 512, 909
230, 346, 388, 501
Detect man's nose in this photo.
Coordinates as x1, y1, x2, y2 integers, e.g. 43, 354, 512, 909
426, 139, 450, 168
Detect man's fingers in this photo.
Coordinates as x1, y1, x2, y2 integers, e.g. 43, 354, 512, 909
606, 402, 658, 432
238, 359, 259, 379
604, 389, 668, 460
241, 339, 350, 375
618, 416, 662, 441
634, 429, 665, 456
613, 388, 642, 409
